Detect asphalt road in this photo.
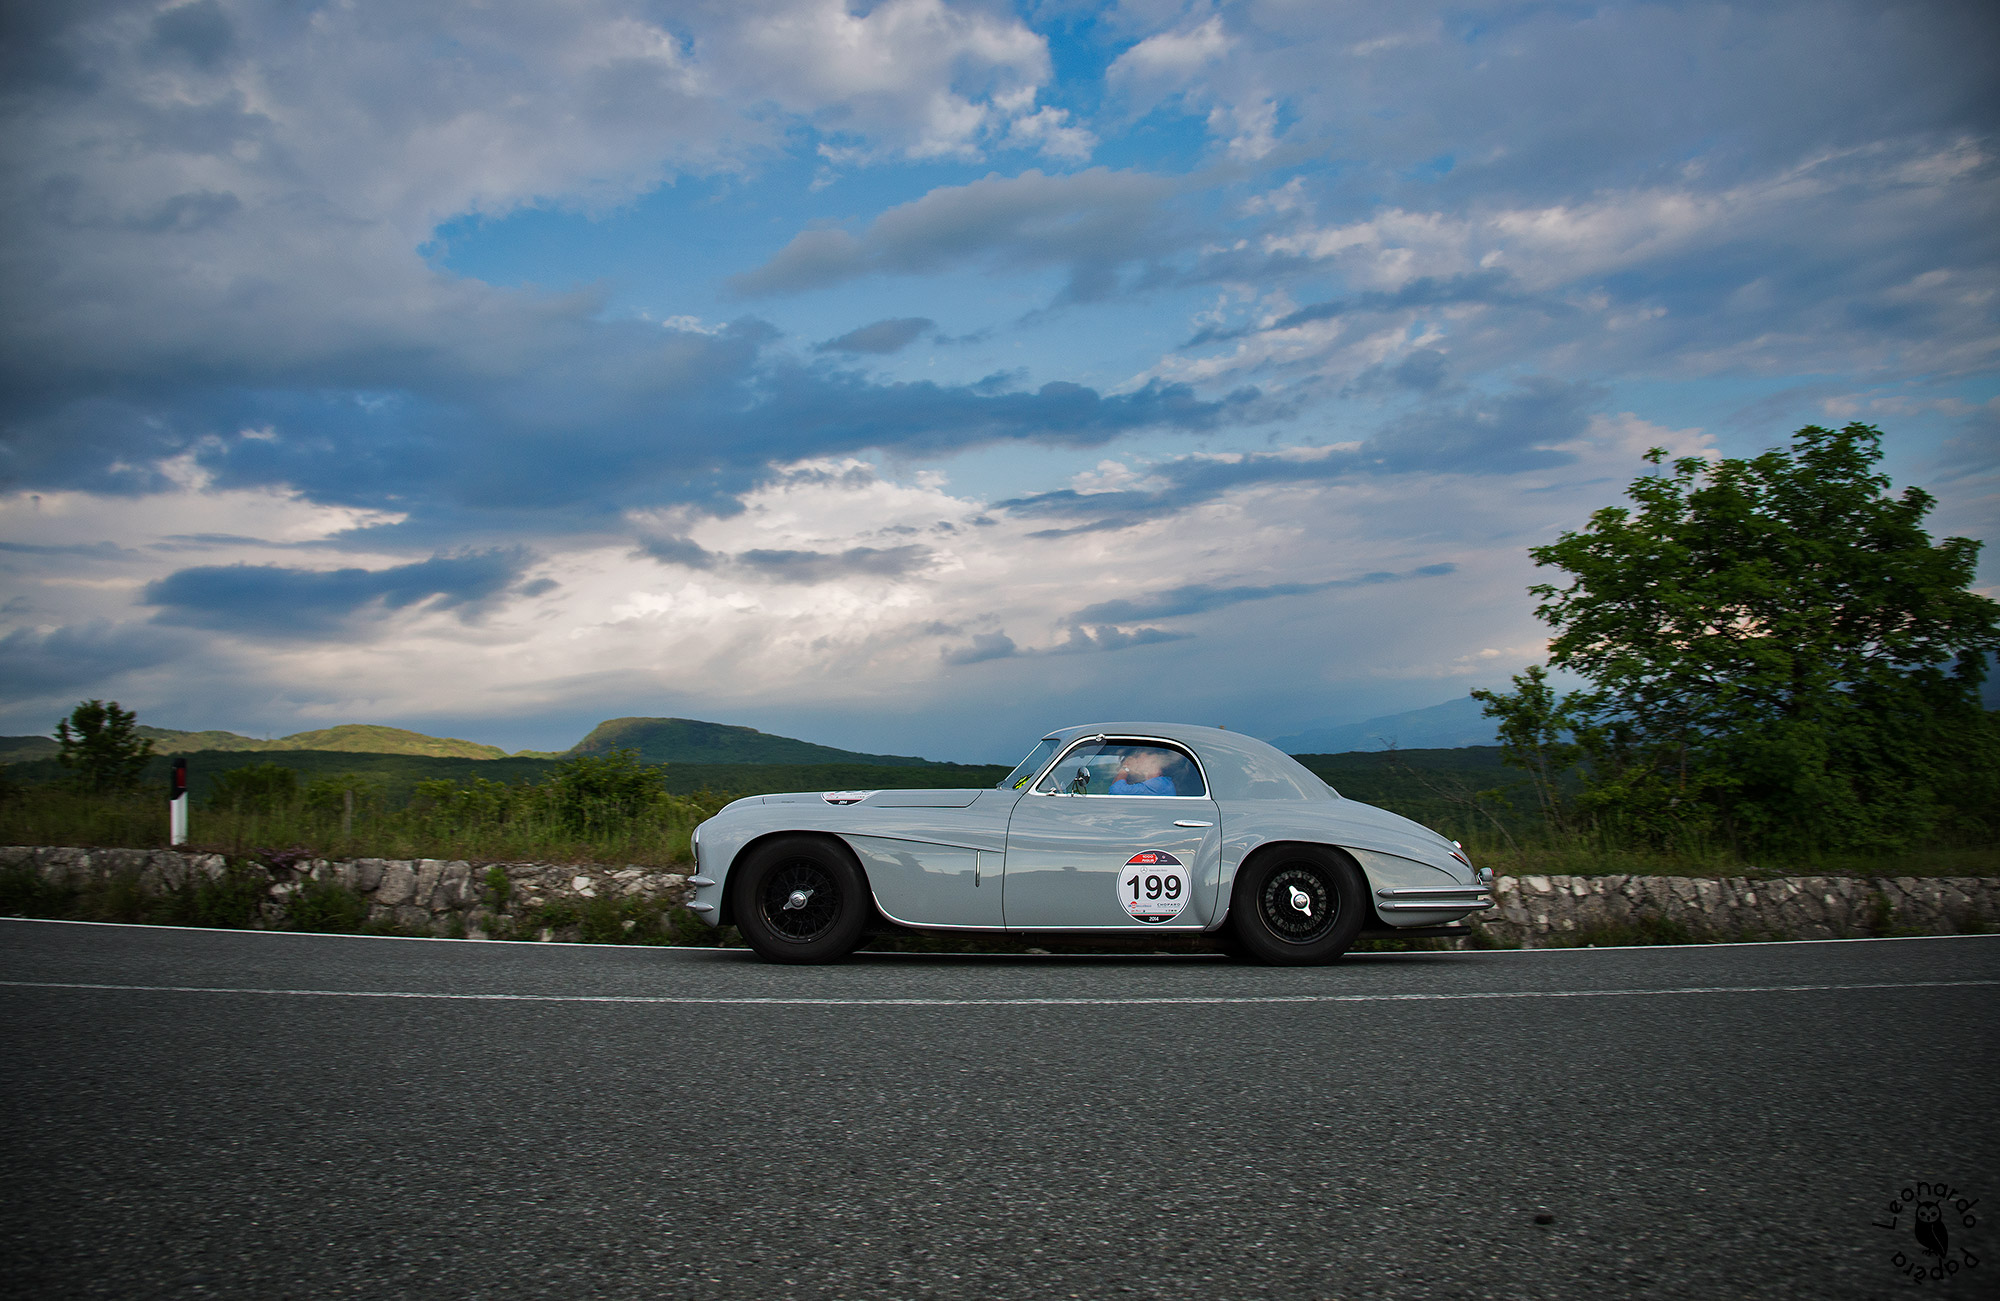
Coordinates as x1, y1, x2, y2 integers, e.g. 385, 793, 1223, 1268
2, 921, 1994, 1300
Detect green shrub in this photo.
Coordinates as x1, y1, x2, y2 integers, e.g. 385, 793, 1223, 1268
0, 861, 75, 917
285, 876, 369, 933
205, 763, 299, 814
545, 749, 669, 833
302, 773, 387, 819
161, 860, 268, 928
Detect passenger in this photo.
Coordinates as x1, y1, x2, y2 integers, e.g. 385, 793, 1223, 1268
1110, 748, 1178, 796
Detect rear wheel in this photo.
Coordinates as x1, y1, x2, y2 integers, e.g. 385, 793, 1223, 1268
732, 835, 871, 964
1228, 845, 1367, 965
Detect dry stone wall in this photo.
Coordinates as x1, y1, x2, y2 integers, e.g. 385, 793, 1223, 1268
1478, 872, 1998, 947
2, 845, 1994, 947
0, 845, 693, 941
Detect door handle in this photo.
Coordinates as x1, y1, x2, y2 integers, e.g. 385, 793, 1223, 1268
1173, 820, 1214, 828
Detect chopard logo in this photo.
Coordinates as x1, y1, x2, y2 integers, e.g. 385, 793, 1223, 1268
1876, 1180, 1980, 1285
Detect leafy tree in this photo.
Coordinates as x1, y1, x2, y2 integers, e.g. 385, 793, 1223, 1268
1479, 424, 2000, 853
55, 700, 154, 793
1469, 665, 1584, 834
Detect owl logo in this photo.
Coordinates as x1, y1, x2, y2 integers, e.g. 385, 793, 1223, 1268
1914, 1201, 1950, 1260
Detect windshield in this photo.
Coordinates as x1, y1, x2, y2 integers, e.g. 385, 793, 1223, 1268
996, 737, 1061, 790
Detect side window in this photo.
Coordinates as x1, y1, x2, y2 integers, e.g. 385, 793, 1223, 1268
1034, 740, 1206, 797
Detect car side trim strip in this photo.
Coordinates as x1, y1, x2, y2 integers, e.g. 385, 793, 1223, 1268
1376, 899, 1495, 912
1377, 886, 1494, 898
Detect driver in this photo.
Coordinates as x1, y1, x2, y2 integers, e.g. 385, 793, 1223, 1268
1109, 748, 1178, 796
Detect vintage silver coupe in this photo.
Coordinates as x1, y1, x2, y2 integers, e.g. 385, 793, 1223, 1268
686, 722, 1494, 963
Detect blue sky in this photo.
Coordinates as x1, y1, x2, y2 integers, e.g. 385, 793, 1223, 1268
1, 0, 1995, 762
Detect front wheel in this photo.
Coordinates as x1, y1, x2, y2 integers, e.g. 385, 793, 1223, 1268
1227, 845, 1367, 965
731, 835, 871, 964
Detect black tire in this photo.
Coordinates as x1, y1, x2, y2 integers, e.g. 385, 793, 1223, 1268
1209, 925, 1250, 960
1227, 845, 1368, 965
731, 835, 871, 964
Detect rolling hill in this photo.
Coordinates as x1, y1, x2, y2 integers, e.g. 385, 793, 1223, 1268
0, 735, 59, 762
5, 716, 936, 767
565, 717, 932, 766
128, 724, 510, 759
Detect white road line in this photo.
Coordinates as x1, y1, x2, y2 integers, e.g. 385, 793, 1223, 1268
0, 978, 1994, 1007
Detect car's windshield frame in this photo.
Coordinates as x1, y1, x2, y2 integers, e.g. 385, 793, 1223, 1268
996, 736, 1063, 790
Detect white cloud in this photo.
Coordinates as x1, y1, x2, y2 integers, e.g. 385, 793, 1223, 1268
1108, 14, 1232, 91
1003, 106, 1098, 161
718, 0, 1052, 161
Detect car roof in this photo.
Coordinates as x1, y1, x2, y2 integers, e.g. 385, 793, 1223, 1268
1039, 721, 1335, 802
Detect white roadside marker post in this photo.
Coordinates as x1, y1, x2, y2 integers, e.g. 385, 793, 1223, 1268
169, 757, 188, 847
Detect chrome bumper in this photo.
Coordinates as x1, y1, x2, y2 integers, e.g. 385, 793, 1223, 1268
1374, 886, 1495, 913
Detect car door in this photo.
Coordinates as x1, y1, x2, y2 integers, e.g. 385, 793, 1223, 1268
1001, 737, 1220, 930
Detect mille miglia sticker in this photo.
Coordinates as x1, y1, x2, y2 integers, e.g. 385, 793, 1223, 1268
1120, 851, 1190, 924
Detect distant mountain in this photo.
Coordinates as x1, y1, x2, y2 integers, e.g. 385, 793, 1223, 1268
567, 717, 931, 766
1271, 695, 1499, 754
133, 723, 508, 759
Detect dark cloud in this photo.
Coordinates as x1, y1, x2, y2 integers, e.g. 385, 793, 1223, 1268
145, 0, 237, 71
634, 535, 720, 569
1185, 272, 1529, 347
0, 621, 191, 701
1345, 348, 1455, 397
940, 624, 1187, 665
0, 540, 130, 558
1048, 625, 1187, 654
736, 545, 933, 583
0, 319, 1251, 528
730, 167, 1184, 298
1368, 378, 1597, 475
142, 549, 531, 637
1023, 517, 1141, 540
1067, 566, 1454, 626
634, 535, 938, 584
1002, 379, 1598, 526
941, 631, 1018, 665
816, 317, 935, 355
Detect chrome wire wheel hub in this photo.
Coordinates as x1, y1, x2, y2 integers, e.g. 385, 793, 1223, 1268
1261, 864, 1336, 943
762, 859, 838, 942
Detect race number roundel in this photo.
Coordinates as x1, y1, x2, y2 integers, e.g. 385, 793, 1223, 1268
1119, 851, 1190, 924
